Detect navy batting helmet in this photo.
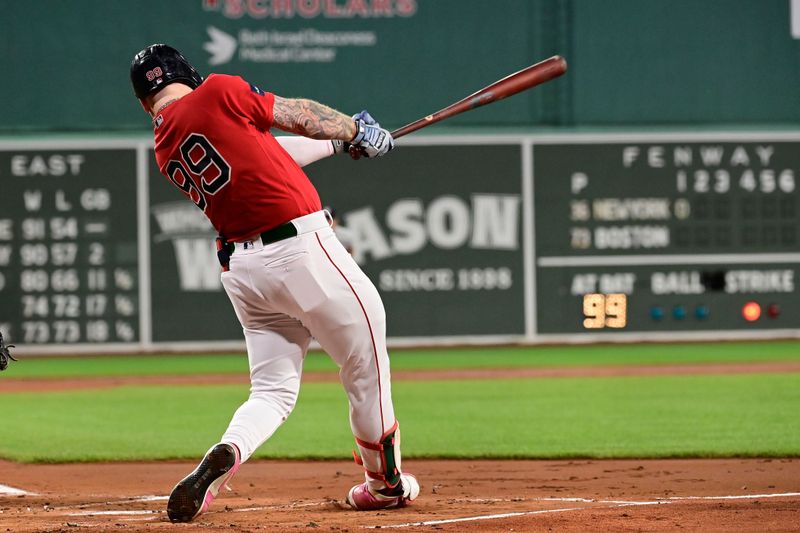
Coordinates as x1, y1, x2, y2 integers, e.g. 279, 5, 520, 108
130, 44, 203, 100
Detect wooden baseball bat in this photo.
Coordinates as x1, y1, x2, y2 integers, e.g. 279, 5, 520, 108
349, 55, 567, 157
392, 55, 568, 139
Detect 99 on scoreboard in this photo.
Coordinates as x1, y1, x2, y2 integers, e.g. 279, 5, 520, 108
579, 289, 785, 331
533, 138, 800, 334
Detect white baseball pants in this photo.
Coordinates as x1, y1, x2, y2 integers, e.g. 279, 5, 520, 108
219, 210, 398, 487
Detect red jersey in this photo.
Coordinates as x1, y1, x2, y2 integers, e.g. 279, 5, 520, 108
152, 74, 322, 241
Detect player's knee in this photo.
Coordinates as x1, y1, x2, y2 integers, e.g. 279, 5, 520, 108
250, 385, 299, 418
341, 347, 391, 385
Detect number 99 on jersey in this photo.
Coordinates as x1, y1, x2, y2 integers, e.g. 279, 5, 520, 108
582, 293, 627, 329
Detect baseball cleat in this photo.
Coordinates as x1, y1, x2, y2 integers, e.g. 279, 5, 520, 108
167, 442, 240, 522
346, 473, 419, 511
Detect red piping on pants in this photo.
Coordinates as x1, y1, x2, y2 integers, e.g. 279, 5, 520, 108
315, 233, 386, 433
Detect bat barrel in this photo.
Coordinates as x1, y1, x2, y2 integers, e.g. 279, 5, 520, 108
488, 55, 567, 102
390, 55, 567, 139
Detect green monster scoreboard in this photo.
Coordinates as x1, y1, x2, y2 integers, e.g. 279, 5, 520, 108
0, 134, 798, 351
533, 136, 800, 335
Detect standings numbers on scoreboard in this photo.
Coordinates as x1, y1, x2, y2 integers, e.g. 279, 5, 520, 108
582, 293, 627, 329
0, 148, 140, 346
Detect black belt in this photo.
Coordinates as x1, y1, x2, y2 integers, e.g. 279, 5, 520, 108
259, 221, 297, 244
216, 221, 299, 271
216, 222, 297, 272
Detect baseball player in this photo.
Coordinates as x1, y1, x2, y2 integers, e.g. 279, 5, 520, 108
130, 44, 419, 522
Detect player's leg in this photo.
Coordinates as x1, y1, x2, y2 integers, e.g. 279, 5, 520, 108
291, 227, 419, 509
218, 246, 314, 460
220, 320, 311, 459
168, 255, 311, 522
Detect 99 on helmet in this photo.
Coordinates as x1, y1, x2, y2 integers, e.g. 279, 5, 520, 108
130, 44, 203, 99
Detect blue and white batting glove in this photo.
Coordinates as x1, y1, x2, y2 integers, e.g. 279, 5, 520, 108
352, 110, 379, 127
350, 118, 394, 158
332, 110, 380, 155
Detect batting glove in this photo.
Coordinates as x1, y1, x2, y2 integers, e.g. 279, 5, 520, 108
352, 110, 379, 126
350, 119, 394, 158
331, 139, 350, 154
332, 110, 380, 156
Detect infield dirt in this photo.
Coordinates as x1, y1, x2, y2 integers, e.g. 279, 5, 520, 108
1, 361, 799, 531
1, 457, 798, 532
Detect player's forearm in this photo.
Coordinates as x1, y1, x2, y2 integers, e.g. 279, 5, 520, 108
273, 96, 356, 140
275, 136, 335, 167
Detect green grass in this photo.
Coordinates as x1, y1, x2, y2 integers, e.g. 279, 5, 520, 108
1, 373, 798, 462
7, 340, 800, 379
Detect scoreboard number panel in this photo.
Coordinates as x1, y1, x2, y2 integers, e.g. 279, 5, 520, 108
583, 293, 627, 329
533, 139, 800, 335
0, 148, 139, 346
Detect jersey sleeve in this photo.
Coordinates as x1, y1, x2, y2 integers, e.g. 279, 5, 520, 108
215, 74, 276, 131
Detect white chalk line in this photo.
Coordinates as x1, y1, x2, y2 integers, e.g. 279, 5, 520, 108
11, 490, 800, 527
60, 501, 329, 523
67, 509, 159, 517
0, 483, 38, 496
50, 492, 800, 515
365, 503, 664, 529
455, 496, 597, 504
131, 495, 169, 502
365, 492, 800, 529
48, 494, 167, 511
366, 507, 587, 528
441, 492, 800, 506
48, 494, 329, 519
663, 492, 800, 501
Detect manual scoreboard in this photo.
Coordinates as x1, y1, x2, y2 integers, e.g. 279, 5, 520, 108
0, 148, 140, 345
533, 139, 799, 334
1, 135, 798, 350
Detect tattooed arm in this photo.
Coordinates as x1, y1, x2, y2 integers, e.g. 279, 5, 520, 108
272, 96, 356, 141
272, 97, 394, 159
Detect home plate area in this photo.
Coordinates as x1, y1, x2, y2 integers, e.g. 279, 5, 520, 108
1, 458, 798, 532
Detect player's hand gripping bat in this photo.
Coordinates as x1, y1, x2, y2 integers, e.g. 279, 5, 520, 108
348, 55, 567, 158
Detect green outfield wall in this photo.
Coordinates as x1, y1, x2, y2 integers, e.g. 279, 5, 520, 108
2, 1, 800, 352
2, 0, 799, 133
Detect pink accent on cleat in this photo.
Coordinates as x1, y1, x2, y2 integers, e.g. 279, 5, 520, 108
346, 473, 419, 511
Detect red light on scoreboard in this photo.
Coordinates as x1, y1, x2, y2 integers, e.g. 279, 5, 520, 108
766, 303, 781, 319
741, 301, 761, 322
